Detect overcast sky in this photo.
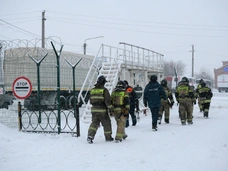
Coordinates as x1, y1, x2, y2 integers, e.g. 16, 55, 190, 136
1, 0, 228, 76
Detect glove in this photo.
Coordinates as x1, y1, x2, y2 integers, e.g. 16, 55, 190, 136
176, 100, 179, 106
121, 108, 129, 116
124, 114, 129, 118
206, 94, 211, 99
193, 101, 196, 105
109, 108, 114, 117
169, 102, 173, 108
144, 103, 147, 107
109, 112, 114, 117
170, 102, 174, 107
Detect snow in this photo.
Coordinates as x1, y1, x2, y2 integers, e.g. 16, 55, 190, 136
1, 91, 228, 171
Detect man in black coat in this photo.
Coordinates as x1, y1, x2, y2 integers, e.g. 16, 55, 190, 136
143, 75, 166, 131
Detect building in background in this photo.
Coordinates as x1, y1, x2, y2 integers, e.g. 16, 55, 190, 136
214, 61, 228, 92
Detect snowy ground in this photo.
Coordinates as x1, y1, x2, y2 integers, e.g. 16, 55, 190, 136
1, 91, 228, 171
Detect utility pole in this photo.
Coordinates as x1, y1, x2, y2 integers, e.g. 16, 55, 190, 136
191, 44, 195, 77
83, 43, 87, 55
42, 10, 46, 48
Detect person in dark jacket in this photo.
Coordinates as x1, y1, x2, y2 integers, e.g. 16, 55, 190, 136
143, 75, 166, 131
124, 80, 138, 127
87, 75, 114, 144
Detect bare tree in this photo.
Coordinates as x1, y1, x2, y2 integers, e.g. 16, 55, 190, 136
164, 60, 186, 77
195, 67, 213, 80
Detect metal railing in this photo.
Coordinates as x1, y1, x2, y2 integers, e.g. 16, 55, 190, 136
18, 102, 80, 136
78, 43, 164, 106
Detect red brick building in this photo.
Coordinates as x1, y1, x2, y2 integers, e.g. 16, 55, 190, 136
214, 61, 228, 91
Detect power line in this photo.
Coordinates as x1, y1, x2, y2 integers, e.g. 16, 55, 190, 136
46, 16, 228, 32
0, 19, 40, 38
46, 10, 228, 28
48, 18, 228, 38
0, 23, 39, 38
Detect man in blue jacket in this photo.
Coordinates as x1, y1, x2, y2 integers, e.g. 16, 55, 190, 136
143, 75, 166, 131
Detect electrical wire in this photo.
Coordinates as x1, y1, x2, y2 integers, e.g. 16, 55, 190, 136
46, 16, 228, 32
0, 19, 40, 38
48, 18, 228, 38
46, 10, 228, 29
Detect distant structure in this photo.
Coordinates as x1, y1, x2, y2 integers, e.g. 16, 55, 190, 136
214, 61, 228, 92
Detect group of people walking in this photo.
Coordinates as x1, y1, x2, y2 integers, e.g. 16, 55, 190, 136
87, 76, 134, 144
87, 75, 213, 144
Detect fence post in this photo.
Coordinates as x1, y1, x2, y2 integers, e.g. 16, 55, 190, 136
18, 102, 22, 131
28, 53, 48, 123
64, 58, 82, 137
76, 103, 80, 137
51, 42, 63, 134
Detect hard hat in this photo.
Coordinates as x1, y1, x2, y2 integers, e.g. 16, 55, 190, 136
123, 80, 128, 86
161, 79, 167, 86
97, 75, 107, 85
199, 79, 204, 84
116, 80, 126, 89
181, 77, 189, 83
201, 82, 206, 87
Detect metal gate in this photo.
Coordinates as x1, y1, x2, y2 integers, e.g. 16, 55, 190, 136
18, 102, 80, 136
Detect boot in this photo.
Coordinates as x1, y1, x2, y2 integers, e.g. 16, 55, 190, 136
123, 134, 128, 140
204, 111, 209, 118
105, 136, 114, 142
187, 120, 193, 124
132, 118, 137, 126
152, 122, 157, 131
115, 139, 122, 143
158, 114, 162, 124
125, 119, 129, 128
165, 118, 169, 124
87, 136, 93, 144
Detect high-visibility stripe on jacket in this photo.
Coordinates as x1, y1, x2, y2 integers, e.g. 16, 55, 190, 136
90, 88, 105, 104
197, 86, 213, 103
175, 84, 194, 103
111, 90, 130, 114
90, 85, 113, 113
161, 86, 174, 104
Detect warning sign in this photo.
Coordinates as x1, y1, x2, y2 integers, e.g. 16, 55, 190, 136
12, 76, 32, 99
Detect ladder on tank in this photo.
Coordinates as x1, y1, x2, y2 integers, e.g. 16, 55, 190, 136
81, 61, 121, 123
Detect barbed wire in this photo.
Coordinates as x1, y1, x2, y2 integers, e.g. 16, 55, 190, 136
0, 36, 62, 50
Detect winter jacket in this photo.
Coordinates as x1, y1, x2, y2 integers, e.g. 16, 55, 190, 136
126, 85, 137, 106
111, 88, 130, 115
90, 83, 113, 114
143, 81, 166, 108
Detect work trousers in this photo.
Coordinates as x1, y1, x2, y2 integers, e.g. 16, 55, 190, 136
179, 100, 193, 123
159, 102, 170, 120
87, 112, 112, 140
149, 107, 159, 126
114, 113, 126, 140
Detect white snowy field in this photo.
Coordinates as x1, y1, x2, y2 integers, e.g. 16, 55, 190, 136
0, 91, 228, 171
